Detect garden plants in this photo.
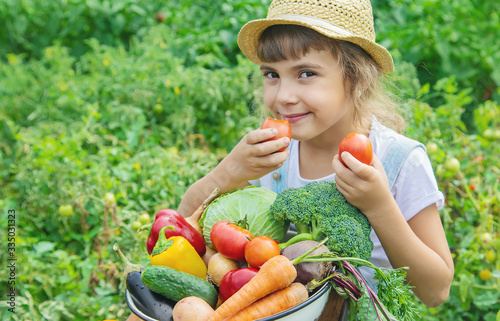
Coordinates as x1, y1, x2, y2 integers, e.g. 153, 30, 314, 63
1, 0, 498, 320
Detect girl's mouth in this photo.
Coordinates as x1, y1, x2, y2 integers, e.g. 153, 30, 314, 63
282, 113, 310, 123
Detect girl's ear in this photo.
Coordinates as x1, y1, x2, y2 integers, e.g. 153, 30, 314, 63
352, 83, 369, 99
345, 80, 364, 101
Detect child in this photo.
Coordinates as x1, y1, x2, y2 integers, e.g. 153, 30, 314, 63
178, 0, 454, 308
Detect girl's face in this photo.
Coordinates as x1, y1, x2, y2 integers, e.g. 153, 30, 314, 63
261, 49, 356, 146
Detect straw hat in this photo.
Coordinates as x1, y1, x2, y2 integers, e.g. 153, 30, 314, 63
237, 0, 394, 74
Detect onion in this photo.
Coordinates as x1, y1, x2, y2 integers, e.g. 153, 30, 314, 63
207, 253, 240, 286
202, 245, 217, 267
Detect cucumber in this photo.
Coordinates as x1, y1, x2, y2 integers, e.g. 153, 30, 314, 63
142, 265, 218, 308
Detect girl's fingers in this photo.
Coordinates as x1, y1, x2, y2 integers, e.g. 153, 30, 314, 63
255, 149, 290, 168
245, 128, 290, 155
334, 179, 352, 199
245, 128, 278, 144
252, 138, 290, 157
331, 155, 345, 173
369, 154, 390, 186
333, 161, 357, 193
339, 152, 375, 181
370, 154, 386, 173
332, 155, 359, 187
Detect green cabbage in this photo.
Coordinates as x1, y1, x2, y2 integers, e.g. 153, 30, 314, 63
199, 186, 288, 248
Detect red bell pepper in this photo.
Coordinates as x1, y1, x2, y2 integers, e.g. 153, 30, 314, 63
146, 209, 206, 256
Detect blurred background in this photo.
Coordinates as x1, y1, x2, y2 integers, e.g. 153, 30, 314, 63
0, 0, 498, 320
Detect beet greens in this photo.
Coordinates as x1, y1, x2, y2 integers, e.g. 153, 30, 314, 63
295, 238, 420, 321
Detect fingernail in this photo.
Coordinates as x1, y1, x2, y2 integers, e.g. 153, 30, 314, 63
283, 137, 290, 144
271, 128, 278, 135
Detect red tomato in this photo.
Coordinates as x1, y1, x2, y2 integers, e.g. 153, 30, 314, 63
244, 236, 280, 268
261, 117, 292, 152
210, 220, 254, 261
219, 267, 259, 302
338, 132, 373, 167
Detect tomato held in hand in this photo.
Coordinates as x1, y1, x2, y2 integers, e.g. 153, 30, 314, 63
245, 236, 280, 268
210, 220, 254, 261
261, 117, 292, 152
338, 132, 373, 167
219, 267, 259, 302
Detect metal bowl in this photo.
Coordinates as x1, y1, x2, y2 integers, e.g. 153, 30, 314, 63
126, 281, 332, 321
126, 229, 335, 320
126, 290, 173, 321
258, 282, 332, 321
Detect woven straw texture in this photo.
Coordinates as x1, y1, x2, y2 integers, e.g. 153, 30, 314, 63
238, 0, 394, 74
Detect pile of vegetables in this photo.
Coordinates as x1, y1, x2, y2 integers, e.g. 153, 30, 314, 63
270, 180, 374, 261
199, 186, 289, 248
114, 182, 419, 321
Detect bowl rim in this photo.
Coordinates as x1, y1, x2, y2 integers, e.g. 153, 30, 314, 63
126, 281, 332, 321
126, 290, 159, 321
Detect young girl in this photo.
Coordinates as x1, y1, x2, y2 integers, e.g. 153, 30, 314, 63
178, 0, 454, 308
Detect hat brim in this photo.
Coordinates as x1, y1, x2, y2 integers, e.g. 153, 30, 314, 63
237, 17, 394, 74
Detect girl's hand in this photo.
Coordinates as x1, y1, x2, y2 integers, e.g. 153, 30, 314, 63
177, 128, 289, 217
215, 128, 290, 186
332, 152, 394, 220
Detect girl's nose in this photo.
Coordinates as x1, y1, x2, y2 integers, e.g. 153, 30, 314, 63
276, 81, 299, 106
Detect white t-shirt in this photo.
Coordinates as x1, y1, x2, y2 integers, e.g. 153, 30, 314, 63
249, 119, 445, 285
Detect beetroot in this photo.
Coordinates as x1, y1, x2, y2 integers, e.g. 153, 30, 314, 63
281, 240, 333, 287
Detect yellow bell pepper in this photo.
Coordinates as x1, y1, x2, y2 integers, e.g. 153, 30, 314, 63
150, 226, 207, 279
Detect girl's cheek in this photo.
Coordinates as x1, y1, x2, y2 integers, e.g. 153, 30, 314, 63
262, 91, 276, 110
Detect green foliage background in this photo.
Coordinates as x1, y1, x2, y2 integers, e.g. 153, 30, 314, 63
0, 0, 499, 320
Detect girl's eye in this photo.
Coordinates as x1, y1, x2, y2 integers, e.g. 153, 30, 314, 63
300, 71, 316, 78
263, 71, 279, 79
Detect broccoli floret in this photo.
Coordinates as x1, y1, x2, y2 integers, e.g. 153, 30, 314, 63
270, 181, 373, 261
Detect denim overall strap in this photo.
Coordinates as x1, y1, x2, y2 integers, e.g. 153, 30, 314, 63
271, 143, 293, 194
382, 135, 426, 190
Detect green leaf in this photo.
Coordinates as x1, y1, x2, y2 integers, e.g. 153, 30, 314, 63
473, 290, 500, 310
129, 4, 146, 16
356, 281, 379, 320
458, 273, 470, 303
33, 241, 56, 254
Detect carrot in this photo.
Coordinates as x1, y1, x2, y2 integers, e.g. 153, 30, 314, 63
185, 188, 219, 235
225, 283, 309, 321
207, 255, 297, 321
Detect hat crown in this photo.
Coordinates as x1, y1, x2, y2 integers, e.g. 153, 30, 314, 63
267, 0, 376, 42
237, 0, 394, 73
